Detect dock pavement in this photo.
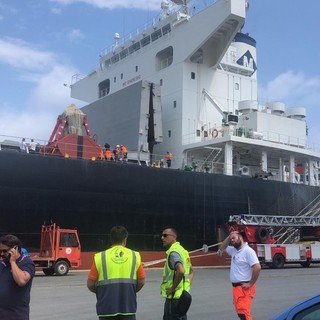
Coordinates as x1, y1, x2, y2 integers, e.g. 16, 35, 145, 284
30, 266, 320, 319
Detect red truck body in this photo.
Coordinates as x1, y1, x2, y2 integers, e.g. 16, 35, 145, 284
31, 223, 81, 276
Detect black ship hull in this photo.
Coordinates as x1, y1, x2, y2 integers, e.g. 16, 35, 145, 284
0, 150, 319, 252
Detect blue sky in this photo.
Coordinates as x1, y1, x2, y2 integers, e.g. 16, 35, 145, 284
0, 0, 320, 148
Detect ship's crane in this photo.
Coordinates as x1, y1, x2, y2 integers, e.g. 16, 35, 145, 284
41, 104, 102, 160
226, 214, 320, 268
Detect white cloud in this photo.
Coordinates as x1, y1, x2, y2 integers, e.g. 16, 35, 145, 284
259, 71, 320, 148
0, 38, 84, 141
0, 38, 56, 71
51, 7, 62, 14
67, 29, 85, 42
50, 0, 160, 10
259, 71, 320, 109
28, 64, 81, 112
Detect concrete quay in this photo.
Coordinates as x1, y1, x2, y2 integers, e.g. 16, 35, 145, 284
30, 266, 320, 320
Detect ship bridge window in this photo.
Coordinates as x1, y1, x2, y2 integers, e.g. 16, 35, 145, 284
162, 24, 171, 35
120, 48, 128, 59
129, 42, 141, 54
111, 54, 119, 64
151, 29, 162, 42
104, 59, 111, 68
191, 72, 195, 79
156, 46, 173, 71
99, 79, 110, 98
141, 35, 151, 47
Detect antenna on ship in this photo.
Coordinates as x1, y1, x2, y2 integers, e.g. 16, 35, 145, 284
161, 1, 173, 20
112, 33, 120, 53
240, 1, 250, 32
171, 0, 190, 15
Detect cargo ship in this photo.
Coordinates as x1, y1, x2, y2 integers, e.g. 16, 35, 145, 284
1, 0, 320, 253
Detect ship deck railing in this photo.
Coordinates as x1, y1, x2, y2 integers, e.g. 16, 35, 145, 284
1, 134, 319, 186
182, 126, 319, 152
97, 0, 218, 59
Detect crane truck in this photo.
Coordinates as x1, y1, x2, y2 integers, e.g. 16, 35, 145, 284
226, 214, 320, 269
30, 223, 81, 276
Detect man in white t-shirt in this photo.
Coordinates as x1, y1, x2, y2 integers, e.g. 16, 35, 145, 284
219, 231, 261, 320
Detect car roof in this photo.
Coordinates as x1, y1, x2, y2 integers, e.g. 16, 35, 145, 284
270, 294, 320, 320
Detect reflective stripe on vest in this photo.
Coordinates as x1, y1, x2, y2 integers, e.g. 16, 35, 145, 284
94, 246, 140, 316
96, 249, 137, 286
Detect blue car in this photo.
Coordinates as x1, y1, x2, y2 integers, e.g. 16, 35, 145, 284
271, 294, 320, 320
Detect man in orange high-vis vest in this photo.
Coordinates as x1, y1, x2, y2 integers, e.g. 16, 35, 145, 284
219, 231, 261, 320
165, 151, 173, 168
87, 226, 145, 320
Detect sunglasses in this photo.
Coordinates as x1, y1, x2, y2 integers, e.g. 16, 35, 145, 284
161, 233, 174, 238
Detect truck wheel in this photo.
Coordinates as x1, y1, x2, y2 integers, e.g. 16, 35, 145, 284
43, 268, 55, 276
272, 254, 285, 269
301, 261, 311, 268
54, 261, 69, 276
255, 227, 269, 242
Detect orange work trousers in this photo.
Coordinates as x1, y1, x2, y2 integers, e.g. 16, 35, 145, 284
232, 284, 256, 320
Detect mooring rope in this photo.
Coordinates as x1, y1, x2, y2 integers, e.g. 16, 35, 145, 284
143, 241, 222, 267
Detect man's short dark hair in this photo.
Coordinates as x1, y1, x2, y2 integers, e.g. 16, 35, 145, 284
110, 226, 128, 245
0, 234, 22, 251
162, 227, 178, 237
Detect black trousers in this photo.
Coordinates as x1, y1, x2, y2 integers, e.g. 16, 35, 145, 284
163, 299, 187, 320
99, 315, 136, 320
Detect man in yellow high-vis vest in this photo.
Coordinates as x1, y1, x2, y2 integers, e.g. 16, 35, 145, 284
87, 226, 145, 320
160, 227, 194, 320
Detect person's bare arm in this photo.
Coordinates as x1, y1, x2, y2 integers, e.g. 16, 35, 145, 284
242, 263, 261, 289
189, 266, 194, 284
136, 278, 145, 292
87, 279, 96, 293
9, 247, 31, 287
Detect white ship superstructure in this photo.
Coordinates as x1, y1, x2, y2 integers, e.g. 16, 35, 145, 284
71, 0, 320, 186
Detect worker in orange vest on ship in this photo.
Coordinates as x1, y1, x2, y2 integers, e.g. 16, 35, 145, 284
105, 148, 112, 161
120, 145, 128, 162
165, 151, 173, 168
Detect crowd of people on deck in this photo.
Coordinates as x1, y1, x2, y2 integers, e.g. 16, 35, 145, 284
18, 137, 174, 168
100, 143, 128, 162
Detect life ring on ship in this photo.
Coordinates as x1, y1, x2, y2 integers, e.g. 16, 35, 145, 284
212, 128, 218, 138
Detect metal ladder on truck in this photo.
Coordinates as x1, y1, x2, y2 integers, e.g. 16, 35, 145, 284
276, 192, 320, 243
228, 213, 320, 244
227, 213, 320, 268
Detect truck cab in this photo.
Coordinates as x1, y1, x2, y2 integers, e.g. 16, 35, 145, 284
31, 223, 81, 276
